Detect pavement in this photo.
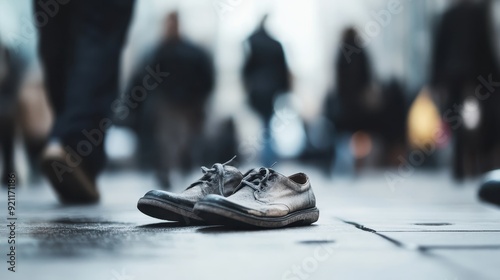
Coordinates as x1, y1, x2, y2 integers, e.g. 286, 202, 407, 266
1, 164, 500, 280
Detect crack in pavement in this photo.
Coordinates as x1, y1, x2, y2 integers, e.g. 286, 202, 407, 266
339, 220, 377, 233
336, 217, 497, 279
337, 218, 421, 250
337, 218, 500, 252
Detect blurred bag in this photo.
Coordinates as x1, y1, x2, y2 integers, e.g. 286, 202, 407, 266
407, 87, 444, 149
18, 79, 53, 140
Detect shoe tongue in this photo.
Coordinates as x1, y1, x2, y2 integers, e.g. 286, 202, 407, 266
242, 168, 259, 178
219, 165, 244, 196
185, 159, 241, 195
186, 165, 221, 190
236, 167, 275, 192
242, 168, 263, 182
256, 167, 274, 178
199, 172, 216, 185
201, 164, 241, 193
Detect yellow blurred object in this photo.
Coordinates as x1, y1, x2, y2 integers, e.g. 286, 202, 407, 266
407, 87, 441, 149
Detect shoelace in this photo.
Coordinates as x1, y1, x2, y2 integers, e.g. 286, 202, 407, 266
236, 168, 272, 192
186, 156, 237, 195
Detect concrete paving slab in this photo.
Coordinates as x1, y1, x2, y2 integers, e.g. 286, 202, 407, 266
1, 168, 499, 279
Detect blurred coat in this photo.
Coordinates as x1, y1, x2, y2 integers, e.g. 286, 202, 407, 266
431, 1, 498, 93
336, 33, 372, 111
0, 44, 21, 179
430, 0, 500, 176
243, 27, 290, 121
126, 38, 215, 177
0, 47, 20, 123
152, 39, 214, 107
331, 30, 375, 133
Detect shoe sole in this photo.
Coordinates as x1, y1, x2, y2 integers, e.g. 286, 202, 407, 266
194, 201, 319, 228
41, 157, 99, 204
137, 196, 205, 225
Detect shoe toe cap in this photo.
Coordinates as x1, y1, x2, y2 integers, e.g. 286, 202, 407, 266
142, 190, 196, 208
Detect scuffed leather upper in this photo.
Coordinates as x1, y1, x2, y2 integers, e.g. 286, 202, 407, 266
145, 165, 243, 207
183, 165, 242, 198
204, 168, 316, 217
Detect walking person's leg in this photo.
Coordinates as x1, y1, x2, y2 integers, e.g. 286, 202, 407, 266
0, 120, 15, 184
36, 0, 71, 119
37, 0, 135, 203
154, 100, 177, 189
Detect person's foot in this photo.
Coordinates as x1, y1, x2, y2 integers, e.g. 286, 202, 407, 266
41, 142, 99, 204
194, 168, 319, 228
478, 170, 500, 206
137, 157, 242, 224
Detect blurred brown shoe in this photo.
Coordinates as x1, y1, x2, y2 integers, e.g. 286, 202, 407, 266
41, 142, 99, 204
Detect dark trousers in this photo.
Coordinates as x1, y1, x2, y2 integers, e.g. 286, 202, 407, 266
0, 119, 15, 180
35, 0, 134, 177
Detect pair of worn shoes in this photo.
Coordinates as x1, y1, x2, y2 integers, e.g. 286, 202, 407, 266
137, 158, 320, 228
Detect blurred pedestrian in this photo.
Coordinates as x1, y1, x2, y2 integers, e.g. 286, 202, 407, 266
243, 15, 290, 166
333, 27, 374, 133
0, 42, 21, 185
325, 27, 377, 174
430, 0, 500, 179
130, 12, 214, 188
18, 66, 53, 183
36, 0, 135, 203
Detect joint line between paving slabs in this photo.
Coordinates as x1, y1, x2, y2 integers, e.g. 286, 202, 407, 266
336, 218, 421, 251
